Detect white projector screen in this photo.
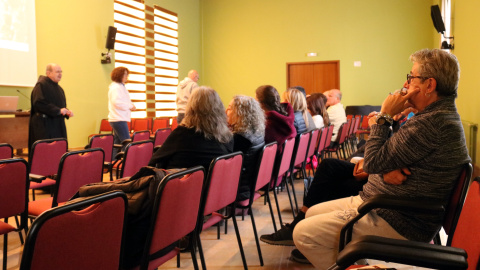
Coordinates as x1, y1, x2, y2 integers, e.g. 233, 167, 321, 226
0, 0, 37, 87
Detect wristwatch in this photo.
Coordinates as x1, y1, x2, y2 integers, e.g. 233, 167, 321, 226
376, 113, 394, 127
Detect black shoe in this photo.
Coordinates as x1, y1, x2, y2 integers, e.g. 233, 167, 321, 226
291, 249, 311, 264
260, 224, 294, 246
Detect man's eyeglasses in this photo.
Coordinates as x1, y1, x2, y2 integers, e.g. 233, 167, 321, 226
406, 74, 428, 84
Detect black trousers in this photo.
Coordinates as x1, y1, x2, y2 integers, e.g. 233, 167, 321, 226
303, 158, 367, 208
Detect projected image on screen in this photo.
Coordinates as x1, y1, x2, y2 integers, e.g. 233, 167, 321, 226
0, 0, 29, 52
0, 0, 37, 87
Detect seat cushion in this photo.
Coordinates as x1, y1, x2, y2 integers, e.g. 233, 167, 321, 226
28, 197, 53, 217
0, 221, 15, 235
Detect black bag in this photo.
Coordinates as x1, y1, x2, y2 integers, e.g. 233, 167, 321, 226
68, 166, 175, 268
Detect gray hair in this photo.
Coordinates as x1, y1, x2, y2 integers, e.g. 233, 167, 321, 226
182, 86, 233, 143
230, 95, 265, 138
410, 48, 460, 98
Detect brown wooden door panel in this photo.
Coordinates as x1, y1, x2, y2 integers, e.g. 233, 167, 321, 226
287, 61, 339, 95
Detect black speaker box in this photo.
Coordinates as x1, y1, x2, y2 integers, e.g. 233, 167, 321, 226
431, 5, 446, 34
105, 26, 117, 50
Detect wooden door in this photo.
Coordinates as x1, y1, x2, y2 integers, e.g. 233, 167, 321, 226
287, 61, 340, 95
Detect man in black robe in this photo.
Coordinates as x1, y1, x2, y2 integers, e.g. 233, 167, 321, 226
28, 63, 74, 150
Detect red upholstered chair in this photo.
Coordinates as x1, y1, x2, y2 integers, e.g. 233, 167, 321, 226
0, 158, 28, 270
0, 143, 13, 159
152, 128, 171, 147
87, 118, 113, 141
20, 191, 128, 270
134, 166, 205, 270
304, 128, 320, 175
356, 115, 372, 140
287, 131, 312, 214
118, 140, 154, 179
87, 134, 115, 181
28, 148, 105, 219
315, 126, 328, 160
171, 117, 178, 130
196, 152, 246, 270
329, 163, 474, 270
132, 118, 151, 132
269, 137, 296, 227
132, 130, 151, 142
321, 124, 334, 159
151, 118, 169, 133
325, 121, 349, 159
28, 138, 68, 201
236, 142, 278, 266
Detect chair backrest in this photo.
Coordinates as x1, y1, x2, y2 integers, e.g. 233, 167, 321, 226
140, 167, 205, 270
253, 142, 278, 193
0, 158, 28, 223
171, 117, 178, 130
21, 191, 128, 270
29, 138, 68, 177
291, 131, 311, 168
201, 152, 243, 216
54, 148, 105, 206
306, 129, 320, 161
0, 143, 13, 159
152, 118, 169, 132
89, 134, 114, 163
351, 115, 361, 135
336, 122, 349, 144
324, 125, 334, 148
132, 130, 151, 142
153, 128, 172, 147
132, 118, 151, 132
360, 115, 371, 130
444, 163, 473, 243
271, 137, 296, 187
99, 118, 113, 133
450, 176, 480, 270
121, 140, 154, 178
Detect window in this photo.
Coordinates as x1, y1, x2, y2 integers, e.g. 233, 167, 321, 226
113, 0, 178, 118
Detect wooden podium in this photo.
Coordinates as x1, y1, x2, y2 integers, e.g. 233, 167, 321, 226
0, 111, 30, 151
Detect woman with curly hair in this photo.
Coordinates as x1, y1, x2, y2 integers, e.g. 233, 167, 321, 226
307, 93, 330, 128
256, 85, 296, 146
149, 86, 233, 170
226, 95, 265, 200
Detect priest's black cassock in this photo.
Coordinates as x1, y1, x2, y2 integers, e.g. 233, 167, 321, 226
28, 75, 68, 150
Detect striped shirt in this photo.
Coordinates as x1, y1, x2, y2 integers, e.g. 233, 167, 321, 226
361, 96, 471, 242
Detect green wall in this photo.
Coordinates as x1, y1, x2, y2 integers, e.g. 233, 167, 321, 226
453, 0, 480, 163
200, 0, 435, 106
0, 0, 201, 149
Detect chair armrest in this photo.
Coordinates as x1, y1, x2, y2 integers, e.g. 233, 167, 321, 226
121, 138, 132, 145
339, 194, 445, 251
29, 173, 47, 183
331, 235, 467, 270
154, 145, 162, 151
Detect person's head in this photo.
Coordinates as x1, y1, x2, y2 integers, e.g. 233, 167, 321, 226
255, 85, 288, 116
292, 86, 307, 98
46, 63, 62, 83
110, 66, 129, 84
403, 49, 460, 112
182, 86, 232, 143
188, 70, 199, 82
324, 89, 342, 107
284, 88, 307, 113
307, 93, 330, 126
226, 95, 265, 137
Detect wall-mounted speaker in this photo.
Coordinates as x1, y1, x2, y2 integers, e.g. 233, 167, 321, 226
105, 26, 117, 50
431, 5, 446, 34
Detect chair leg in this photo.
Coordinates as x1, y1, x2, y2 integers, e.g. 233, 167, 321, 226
31, 188, 35, 201
197, 232, 206, 270
249, 207, 264, 266
3, 233, 7, 270
264, 190, 278, 232
283, 174, 296, 219
287, 173, 299, 215
14, 216, 24, 245
232, 215, 248, 270
272, 187, 282, 230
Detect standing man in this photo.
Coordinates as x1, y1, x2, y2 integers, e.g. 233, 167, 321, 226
176, 70, 199, 123
324, 89, 346, 143
28, 63, 73, 150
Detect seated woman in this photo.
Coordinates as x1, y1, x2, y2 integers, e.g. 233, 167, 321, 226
226, 95, 265, 201
148, 86, 233, 170
284, 87, 316, 134
306, 93, 330, 129
255, 85, 296, 146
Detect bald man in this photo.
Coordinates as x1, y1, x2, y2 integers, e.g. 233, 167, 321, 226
176, 70, 199, 123
324, 89, 346, 142
29, 63, 74, 150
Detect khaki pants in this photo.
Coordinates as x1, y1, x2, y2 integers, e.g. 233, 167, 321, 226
293, 195, 406, 269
